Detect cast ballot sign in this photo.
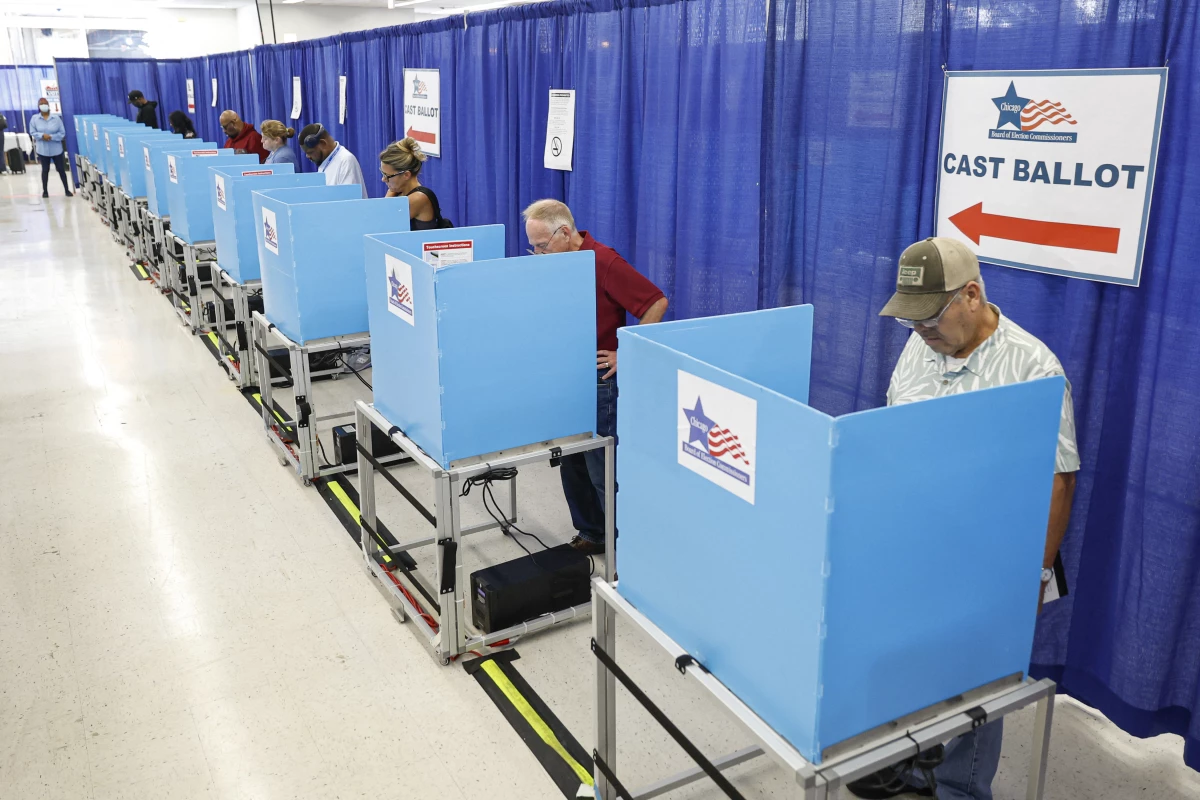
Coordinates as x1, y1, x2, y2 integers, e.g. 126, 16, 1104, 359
935, 68, 1167, 286
403, 69, 441, 158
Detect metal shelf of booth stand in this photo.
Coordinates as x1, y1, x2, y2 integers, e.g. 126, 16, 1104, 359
146, 211, 171, 286
355, 400, 616, 663
250, 311, 398, 484
75, 156, 95, 203
163, 234, 216, 333
591, 579, 1056, 800
210, 269, 262, 388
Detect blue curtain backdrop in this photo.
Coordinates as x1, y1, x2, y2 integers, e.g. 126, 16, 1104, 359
252, 39, 345, 172
762, 0, 1200, 769
207, 51, 258, 142
0, 65, 55, 135
55, 57, 180, 180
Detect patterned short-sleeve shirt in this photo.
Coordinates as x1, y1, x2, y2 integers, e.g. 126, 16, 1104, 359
886, 304, 1080, 473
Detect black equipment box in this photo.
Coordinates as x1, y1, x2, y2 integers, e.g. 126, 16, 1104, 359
332, 423, 403, 466
471, 544, 591, 634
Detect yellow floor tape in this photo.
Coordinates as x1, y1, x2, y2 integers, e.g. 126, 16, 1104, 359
250, 393, 289, 426
480, 660, 594, 787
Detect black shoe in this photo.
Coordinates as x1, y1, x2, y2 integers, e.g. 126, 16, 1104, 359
65, 190, 73, 197
42, 190, 49, 198
570, 535, 605, 555
847, 767, 932, 799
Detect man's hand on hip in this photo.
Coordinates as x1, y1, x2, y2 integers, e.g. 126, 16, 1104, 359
597, 350, 617, 380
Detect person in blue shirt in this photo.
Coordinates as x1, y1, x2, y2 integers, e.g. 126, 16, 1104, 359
29, 98, 72, 198
260, 120, 299, 168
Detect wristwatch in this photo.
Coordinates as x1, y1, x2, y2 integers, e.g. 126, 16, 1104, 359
1041, 568, 1054, 584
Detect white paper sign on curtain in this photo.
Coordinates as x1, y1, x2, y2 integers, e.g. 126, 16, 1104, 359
211, 78, 218, 108
186, 79, 195, 113
339, 76, 348, 124
544, 89, 576, 171
290, 77, 303, 120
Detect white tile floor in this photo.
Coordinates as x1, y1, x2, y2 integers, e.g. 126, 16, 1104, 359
2, 169, 1198, 800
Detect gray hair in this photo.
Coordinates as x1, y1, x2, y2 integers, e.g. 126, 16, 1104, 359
522, 199, 577, 234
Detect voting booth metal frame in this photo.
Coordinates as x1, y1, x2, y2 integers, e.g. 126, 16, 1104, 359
211, 269, 262, 387
249, 311, 384, 484
590, 579, 1056, 800
354, 400, 616, 664
162, 234, 216, 333
76, 155, 98, 204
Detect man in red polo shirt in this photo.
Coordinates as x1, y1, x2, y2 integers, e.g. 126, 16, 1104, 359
523, 199, 669, 554
219, 110, 268, 163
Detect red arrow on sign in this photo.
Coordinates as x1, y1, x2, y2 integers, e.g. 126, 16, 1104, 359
949, 202, 1120, 254
406, 127, 437, 145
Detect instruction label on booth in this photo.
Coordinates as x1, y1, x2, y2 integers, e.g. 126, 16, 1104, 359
385, 254, 415, 326
678, 370, 757, 505
422, 240, 473, 267
936, 68, 1167, 286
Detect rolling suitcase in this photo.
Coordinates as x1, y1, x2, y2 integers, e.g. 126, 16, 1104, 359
6, 147, 26, 174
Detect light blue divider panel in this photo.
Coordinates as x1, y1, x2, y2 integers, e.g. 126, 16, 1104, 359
210, 165, 322, 284
364, 227, 597, 468
144, 142, 224, 217
253, 186, 410, 343
166, 153, 259, 244
98, 122, 145, 180
75, 115, 115, 160
117, 130, 179, 195
79, 115, 118, 161
617, 305, 1064, 763
85, 117, 120, 162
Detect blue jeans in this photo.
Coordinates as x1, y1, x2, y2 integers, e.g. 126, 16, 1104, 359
911, 720, 1003, 800
559, 378, 617, 544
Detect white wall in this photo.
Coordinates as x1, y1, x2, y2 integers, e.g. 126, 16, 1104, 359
146, 9, 243, 59
262, 5, 414, 44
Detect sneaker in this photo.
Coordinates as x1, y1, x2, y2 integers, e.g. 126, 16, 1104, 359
846, 768, 932, 799
346, 347, 371, 371
570, 535, 605, 555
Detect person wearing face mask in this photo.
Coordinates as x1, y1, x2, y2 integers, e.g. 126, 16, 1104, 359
379, 137, 449, 229
29, 98, 71, 199
260, 120, 299, 168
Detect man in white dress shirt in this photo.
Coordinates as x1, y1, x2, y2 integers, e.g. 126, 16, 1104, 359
298, 122, 366, 199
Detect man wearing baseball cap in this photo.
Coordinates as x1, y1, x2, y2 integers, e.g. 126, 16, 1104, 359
850, 237, 1080, 800
127, 90, 159, 129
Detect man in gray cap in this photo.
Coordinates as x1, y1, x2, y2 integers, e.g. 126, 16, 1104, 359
852, 237, 1080, 800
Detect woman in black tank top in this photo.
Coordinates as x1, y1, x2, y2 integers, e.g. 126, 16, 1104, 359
379, 137, 449, 230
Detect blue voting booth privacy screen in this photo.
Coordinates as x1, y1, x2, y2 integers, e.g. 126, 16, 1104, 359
210, 165, 324, 285
75, 115, 118, 161
117, 130, 179, 196
617, 305, 1064, 763
98, 121, 145, 180
144, 142, 224, 217
364, 227, 597, 468
166, 152, 259, 243
253, 186, 410, 343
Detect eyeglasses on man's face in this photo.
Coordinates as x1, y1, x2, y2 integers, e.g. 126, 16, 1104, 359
527, 226, 566, 255
896, 288, 963, 330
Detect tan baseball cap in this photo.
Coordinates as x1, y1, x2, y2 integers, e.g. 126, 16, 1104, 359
878, 237, 981, 320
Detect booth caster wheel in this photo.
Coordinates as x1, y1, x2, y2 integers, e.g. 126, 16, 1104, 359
277, 455, 288, 467
302, 477, 312, 487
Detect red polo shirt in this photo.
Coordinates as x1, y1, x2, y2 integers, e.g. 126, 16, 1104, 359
223, 123, 268, 163
579, 232, 665, 351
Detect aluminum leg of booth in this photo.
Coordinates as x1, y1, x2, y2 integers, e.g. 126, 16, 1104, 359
164, 235, 216, 333
354, 399, 616, 664
589, 579, 1056, 800
148, 213, 172, 287
250, 311, 379, 484
211, 270, 261, 388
